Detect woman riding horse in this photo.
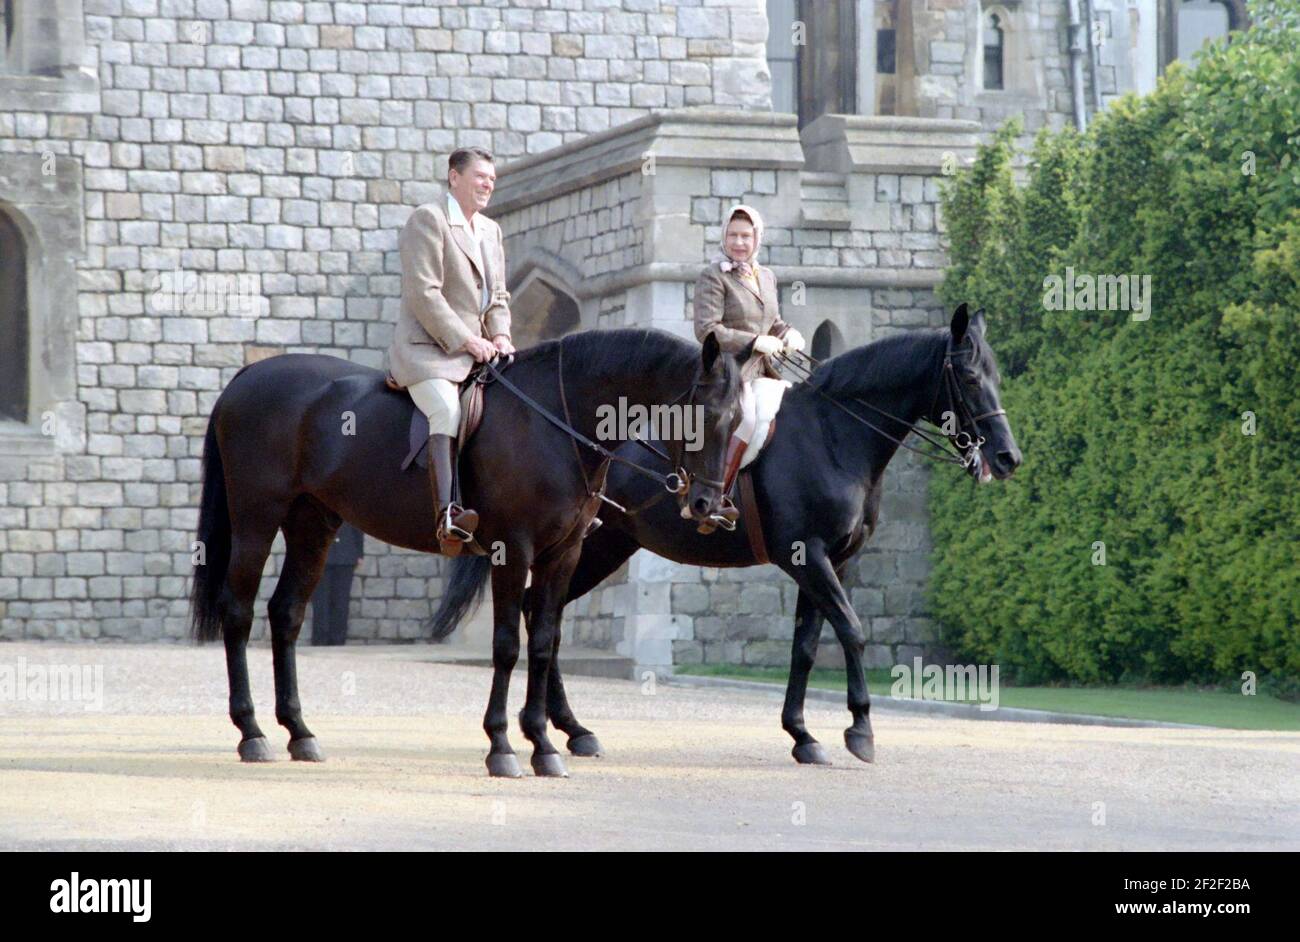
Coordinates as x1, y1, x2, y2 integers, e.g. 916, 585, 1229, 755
693, 205, 805, 498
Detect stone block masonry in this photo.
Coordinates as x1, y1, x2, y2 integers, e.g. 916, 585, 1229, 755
0, 1, 775, 643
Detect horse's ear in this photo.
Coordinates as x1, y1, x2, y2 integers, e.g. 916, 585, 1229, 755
951, 303, 970, 345
701, 330, 721, 374
971, 308, 987, 333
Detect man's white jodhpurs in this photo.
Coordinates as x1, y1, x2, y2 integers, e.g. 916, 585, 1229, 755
407, 377, 462, 437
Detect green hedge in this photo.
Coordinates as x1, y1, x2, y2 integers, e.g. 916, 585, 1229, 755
930, 1, 1300, 687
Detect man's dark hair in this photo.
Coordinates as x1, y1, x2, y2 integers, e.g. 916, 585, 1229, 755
448, 147, 494, 182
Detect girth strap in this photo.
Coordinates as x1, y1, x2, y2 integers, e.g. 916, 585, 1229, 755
737, 470, 769, 565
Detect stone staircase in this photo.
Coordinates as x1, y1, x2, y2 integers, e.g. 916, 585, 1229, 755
799, 170, 852, 230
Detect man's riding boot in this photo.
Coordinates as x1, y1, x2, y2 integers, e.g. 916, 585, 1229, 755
429, 433, 478, 556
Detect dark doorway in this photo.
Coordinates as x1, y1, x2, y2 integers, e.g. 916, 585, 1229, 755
0, 208, 29, 423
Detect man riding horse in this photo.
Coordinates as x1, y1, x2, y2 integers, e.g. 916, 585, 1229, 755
386, 146, 513, 556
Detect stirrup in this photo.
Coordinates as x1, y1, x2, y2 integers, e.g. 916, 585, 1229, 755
697, 497, 740, 534
437, 504, 475, 543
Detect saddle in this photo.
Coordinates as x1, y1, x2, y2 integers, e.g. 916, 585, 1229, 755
737, 416, 778, 471
388, 371, 487, 472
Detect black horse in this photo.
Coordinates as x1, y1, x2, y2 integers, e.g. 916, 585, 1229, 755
438, 305, 1021, 765
190, 328, 741, 777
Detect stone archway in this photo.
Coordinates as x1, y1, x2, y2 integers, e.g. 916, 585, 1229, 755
506, 249, 585, 348
811, 318, 846, 361
0, 154, 86, 455
509, 274, 581, 349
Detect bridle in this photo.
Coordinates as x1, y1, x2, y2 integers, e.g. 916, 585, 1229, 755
931, 335, 1008, 470
773, 334, 1005, 473
479, 342, 734, 506
652, 374, 738, 495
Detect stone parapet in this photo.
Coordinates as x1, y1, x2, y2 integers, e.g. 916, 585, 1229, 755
800, 114, 981, 176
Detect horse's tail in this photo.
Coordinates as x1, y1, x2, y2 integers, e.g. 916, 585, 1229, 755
190, 413, 231, 642
429, 555, 491, 642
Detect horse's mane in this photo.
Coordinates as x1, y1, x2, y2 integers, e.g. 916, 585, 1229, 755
806, 330, 942, 397
807, 326, 999, 397
514, 327, 738, 393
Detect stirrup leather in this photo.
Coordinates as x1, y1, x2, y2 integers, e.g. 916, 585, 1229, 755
720, 432, 750, 498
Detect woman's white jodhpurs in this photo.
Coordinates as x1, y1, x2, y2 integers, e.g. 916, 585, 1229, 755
407, 378, 462, 437
737, 376, 789, 467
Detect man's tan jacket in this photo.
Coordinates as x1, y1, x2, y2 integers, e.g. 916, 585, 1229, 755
387, 200, 511, 386
693, 260, 789, 381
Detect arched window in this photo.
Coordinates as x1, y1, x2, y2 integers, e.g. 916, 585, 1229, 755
1159, 0, 1248, 73
0, 206, 28, 423
811, 320, 844, 361
983, 11, 1005, 90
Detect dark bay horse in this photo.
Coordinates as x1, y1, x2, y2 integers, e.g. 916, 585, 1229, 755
440, 305, 1021, 766
190, 328, 741, 777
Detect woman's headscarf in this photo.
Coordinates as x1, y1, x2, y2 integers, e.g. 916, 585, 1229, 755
716, 204, 764, 276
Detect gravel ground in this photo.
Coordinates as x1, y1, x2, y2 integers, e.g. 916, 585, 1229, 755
2, 641, 1297, 851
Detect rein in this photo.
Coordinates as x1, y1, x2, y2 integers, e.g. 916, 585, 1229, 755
773, 339, 1005, 471
479, 346, 692, 499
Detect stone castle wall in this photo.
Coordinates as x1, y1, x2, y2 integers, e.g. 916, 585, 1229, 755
0, 0, 772, 643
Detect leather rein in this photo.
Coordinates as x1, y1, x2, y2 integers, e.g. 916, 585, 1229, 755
478, 344, 711, 502
773, 337, 1006, 472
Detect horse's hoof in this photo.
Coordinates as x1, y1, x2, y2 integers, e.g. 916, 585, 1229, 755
792, 741, 832, 765
567, 734, 604, 757
486, 753, 524, 778
288, 737, 325, 762
844, 730, 875, 764
237, 737, 274, 762
531, 752, 569, 778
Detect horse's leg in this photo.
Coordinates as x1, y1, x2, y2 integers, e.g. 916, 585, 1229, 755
519, 542, 585, 777
781, 558, 852, 765
484, 555, 529, 778
788, 547, 874, 763
546, 524, 640, 758
545, 628, 601, 757
781, 588, 833, 765
221, 523, 280, 762
269, 497, 338, 762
